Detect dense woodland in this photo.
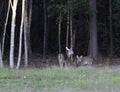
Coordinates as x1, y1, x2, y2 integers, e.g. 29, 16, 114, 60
0, 0, 120, 68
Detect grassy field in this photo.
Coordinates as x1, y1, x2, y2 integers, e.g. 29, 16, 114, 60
0, 66, 120, 92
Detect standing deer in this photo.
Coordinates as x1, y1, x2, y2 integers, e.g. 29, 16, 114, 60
58, 47, 74, 68
76, 55, 93, 66
66, 47, 74, 60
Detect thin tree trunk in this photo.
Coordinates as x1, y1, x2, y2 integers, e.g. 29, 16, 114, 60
58, 12, 62, 53
27, 0, 32, 57
24, 23, 28, 67
9, 0, 18, 68
2, 0, 11, 57
43, 0, 48, 59
109, 0, 113, 57
89, 0, 98, 59
66, 0, 70, 48
16, 0, 25, 69
0, 43, 3, 68
70, 0, 73, 60
73, 29, 76, 49
24, 0, 29, 67
24, 25, 28, 67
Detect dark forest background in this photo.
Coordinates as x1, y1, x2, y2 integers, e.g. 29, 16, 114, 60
0, 0, 120, 66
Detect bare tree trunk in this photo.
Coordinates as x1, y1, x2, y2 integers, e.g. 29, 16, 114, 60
2, 0, 11, 57
89, 0, 98, 59
58, 12, 65, 68
58, 12, 62, 54
70, 0, 73, 60
24, 25, 28, 67
27, 0, 32, 57
9, 0, 18, 68
73, 29, 76, 49
43, 0, 48, 59
24, 0, 29, 67
0, 43, 3, 68
109, 0, 113, 57
16, 0, 25, 69
66, 0, 70, 48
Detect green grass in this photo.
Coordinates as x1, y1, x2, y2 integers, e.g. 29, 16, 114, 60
0, 67, 120, 92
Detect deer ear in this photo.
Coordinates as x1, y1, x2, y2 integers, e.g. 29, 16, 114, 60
66, 47, 69, 50
80, 55, 83, 59
76, 55, 80, 59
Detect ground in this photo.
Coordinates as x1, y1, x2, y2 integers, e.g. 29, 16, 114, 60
0, 66, 120, 92
1, 55, 120, 92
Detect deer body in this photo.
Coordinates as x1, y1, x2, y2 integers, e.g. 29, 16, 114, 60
76, 55, 93, 66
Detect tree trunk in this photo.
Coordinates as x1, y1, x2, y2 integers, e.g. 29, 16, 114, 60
73, 29, 76, 49
66, 0, 70, 48
0, 43, 3, 68
70, 0, 73, 60
43, 0, 48, 59
24, 23, 28, 67
109, 0, 113, 57
58, 12, 62, 53
16, 0, 25, 69
2, 0, 11, 57
27, 0, 33, 58
88, 0, 98, 59
24, 0, 29, 67
9, 0, 18, 68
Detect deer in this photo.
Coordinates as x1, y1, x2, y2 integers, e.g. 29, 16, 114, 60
66, 47, 74, 60
76, 55, 93, 66
58, 47, 74, 68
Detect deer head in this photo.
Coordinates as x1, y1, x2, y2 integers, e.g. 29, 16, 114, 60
66, 47, 74, 58
76, 55, 83, 63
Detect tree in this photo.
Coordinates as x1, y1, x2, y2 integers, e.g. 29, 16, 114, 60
43, 0, 48, 59
24, 0, 33, 67
24, 0, 29, 67
16, 0, 25, 69
48, 0, 67, 53
66, 0, 70, 48
69, 0, 73, 60
2, 0, 11, 57
28, 0, 33, 57
9, 0, 18, 68
24, 0, 32, 67
0, 43, 3, 68
58, 12, 62, 54
109, 0, 113, 57
88, 0, 98, 59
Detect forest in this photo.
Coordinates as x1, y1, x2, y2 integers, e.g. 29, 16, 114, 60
0, 0, 120, 68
